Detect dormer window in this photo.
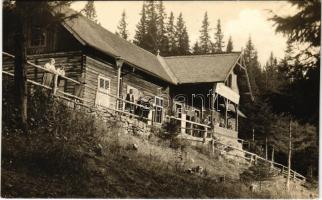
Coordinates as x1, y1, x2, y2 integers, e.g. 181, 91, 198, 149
29, 27, 46, 47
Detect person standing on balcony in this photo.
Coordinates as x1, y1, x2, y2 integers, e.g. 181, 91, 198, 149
42, 58, 56, 87
55, 65, 66, 92
125, 89, 134, 113
74, 73, 85, 98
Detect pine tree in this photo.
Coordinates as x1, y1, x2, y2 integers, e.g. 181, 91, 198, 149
264, 52, 280, 92
174, 13, 190, 55
199, 12, 212, 54
241, 36, 264, 98
269, 114, 317, 190
192, 41, 201, 55
134, 3, 148, 48
144, 1, 159, 54
213, 19, 224, 53
156, 1, 168, 55
116, 10, 129, 40
244, 36, 255, 64
226, 36, 233, 53
277, 40, 294, 85
166, 12, 176, 55
83, 0, 98, 24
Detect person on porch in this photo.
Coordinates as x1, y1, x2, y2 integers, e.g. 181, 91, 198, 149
42, 58, 56, 87
55, 65, 66, 92
125, 89, 134, 113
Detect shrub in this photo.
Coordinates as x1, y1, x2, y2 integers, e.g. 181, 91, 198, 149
162, 118, 180, 135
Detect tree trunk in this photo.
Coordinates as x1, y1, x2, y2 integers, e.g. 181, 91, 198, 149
265, 137, 268, 160
286, 118, 292, 191
271, 146, 274, 168
14, 11, 28, 133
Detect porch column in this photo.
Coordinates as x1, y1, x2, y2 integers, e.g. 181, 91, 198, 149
235, 104, 239, 131
211, 93, 218, 125
115, 56, 124, 110
225, 98, 228, 128
181, 113, 186, 134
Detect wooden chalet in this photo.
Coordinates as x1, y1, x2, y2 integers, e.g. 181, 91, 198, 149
3, 7, 252, 140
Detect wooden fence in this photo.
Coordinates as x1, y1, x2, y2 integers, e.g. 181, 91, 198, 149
2, 52, 306, 184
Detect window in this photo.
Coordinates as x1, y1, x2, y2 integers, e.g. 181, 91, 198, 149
96, 75, 111, 108
29, 27, 46, 47
98, 76, 110, 93
154, 96, 163, 123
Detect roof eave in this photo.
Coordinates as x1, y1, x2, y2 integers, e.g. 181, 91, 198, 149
224, 53, 242, 82
62, 22, 176, 85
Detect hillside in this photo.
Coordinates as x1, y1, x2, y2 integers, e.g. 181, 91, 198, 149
1, 88, 317, 198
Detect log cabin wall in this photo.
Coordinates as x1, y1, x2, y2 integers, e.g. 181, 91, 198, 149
3, 24, 82, 55
2, 51, 84, 95
120, 65, 170, 122
3, 20, 85, 95
83, 55, 118, 109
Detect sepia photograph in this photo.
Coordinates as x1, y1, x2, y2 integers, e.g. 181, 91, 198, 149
1, 0, 320, 198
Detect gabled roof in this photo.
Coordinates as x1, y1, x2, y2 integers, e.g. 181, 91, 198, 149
163, 53, 241, 84
61, 8, 175, 84
59, 8, 241, 86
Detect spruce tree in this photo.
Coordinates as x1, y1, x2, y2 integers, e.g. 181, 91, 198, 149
145, 1, 158, 54
192, 41, 201, 55
226, 36, 233, 53
199, 12, 212, 54
134, 3, 147, 48
83, 0, 98, 24
241, 36, 263, 98
116, 10, 129, 40
269, 114, 316, 190
213, 19, 224, 53
175, 13, 190, 55
156, 1, 168, 55
166, 12, 176, 55
264, 52, 280, 92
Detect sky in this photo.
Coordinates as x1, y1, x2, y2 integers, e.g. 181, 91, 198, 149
71, 1, 298, 66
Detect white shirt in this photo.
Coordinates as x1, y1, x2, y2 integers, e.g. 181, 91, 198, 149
56, 68, 65, 76
44, 63, 56, 73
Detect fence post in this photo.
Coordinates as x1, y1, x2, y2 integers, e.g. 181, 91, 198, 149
181, 113, 186, 135
203, 126, 207, 143
53, 74, 58, 95
249, 154, 253, 166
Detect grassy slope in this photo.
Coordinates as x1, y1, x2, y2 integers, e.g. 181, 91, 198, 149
1, 88, 317, 198
2, 128, 316, 198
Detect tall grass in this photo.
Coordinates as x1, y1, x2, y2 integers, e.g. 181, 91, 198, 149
1, 82, 316, 198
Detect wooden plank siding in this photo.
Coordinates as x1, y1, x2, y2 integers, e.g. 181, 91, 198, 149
120, 65, 170, 123
2, 51, 84, 95
84, 56, 118, 109
4, 23, 82, 55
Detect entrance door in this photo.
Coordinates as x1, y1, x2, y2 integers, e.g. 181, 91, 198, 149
95, 75, 110, 108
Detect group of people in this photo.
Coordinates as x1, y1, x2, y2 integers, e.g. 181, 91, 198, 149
124, 89, 150, 118
42, 58, 66, 88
